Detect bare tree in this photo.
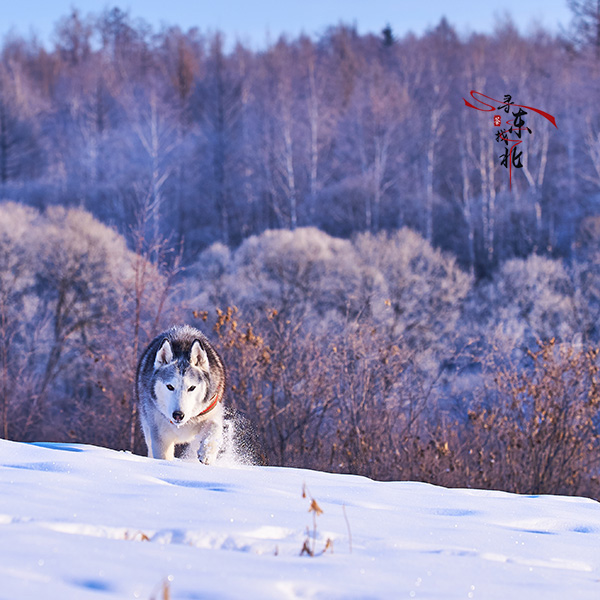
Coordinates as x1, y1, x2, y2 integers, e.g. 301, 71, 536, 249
567, 0, 600, 56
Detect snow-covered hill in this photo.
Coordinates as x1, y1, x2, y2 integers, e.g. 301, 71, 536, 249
1, 439, 600, 599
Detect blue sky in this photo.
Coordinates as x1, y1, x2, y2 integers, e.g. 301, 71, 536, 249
4, 0, 573, 49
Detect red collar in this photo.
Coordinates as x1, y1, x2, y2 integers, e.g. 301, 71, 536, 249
197, 392, 219, 417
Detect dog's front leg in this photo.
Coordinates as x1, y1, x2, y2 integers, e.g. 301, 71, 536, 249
141, 419, 176, 461
149, 435, 175, 461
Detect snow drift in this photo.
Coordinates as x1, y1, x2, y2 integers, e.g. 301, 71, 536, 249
1, 439, 600, 599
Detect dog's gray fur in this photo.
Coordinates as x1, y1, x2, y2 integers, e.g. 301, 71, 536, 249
136, 325, 226, 463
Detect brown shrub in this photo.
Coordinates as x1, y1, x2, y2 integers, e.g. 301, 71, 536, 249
208, 308, 600, 499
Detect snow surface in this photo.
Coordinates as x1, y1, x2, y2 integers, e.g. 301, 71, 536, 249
1, 439, 600, 599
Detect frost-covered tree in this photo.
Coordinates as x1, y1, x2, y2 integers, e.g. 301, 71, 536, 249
353, 228, 472, 354
191, 226, 472, 354
0, 203, 176, 447
566, 0, 600, 56
0, 60, 45, 185
479, 254, 580, 351
16, 207, 136, 438
192, 227, 366, 330
0, 203, 39, 439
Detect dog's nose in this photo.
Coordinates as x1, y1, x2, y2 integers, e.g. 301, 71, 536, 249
172, 411, 185, 423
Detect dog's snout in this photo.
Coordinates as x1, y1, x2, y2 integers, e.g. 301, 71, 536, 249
172, 410, 185, 423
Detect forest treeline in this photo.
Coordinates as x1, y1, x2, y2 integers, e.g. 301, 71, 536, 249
3, 6, 600, 497
0, 6, 600, 274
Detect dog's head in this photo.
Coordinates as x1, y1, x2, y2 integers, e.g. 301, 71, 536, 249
152, 338, 213, 426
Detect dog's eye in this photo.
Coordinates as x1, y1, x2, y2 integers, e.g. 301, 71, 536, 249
188, 386, 196, 392
166, 384, 175, 391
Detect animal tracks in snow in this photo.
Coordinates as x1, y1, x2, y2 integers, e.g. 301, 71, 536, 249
0, 514, 304, 556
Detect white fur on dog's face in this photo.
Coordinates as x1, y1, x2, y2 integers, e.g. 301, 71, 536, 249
153, 340, 210, 426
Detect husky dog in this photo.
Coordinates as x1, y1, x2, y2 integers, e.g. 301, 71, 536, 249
136, 325, 226, 463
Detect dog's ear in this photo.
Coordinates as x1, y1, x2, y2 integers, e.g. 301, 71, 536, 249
190, 340, 209, 371
154, 339, 173, 368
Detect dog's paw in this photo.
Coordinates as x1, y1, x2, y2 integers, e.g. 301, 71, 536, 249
197, 437, 220, 465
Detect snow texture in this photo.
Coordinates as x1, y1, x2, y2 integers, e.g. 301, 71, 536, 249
1, 439, 600, 599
